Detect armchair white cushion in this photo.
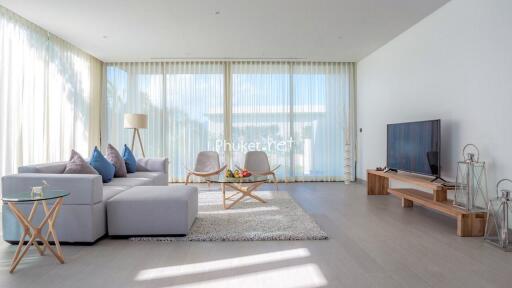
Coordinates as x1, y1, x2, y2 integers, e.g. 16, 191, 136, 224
243, 151, 280, 191
186, 151, 226, 185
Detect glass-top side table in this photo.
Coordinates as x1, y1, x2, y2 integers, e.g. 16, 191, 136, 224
205, 175, 269, 209
2, 190, 69, 273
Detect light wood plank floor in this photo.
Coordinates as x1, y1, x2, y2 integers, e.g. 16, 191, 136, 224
1, 182, 511, 288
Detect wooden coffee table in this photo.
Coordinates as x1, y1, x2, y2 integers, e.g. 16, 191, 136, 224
206, 175, 269, 209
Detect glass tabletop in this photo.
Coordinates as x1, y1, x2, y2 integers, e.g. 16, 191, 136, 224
206, 174, 269, 183
2, 190, 69, 202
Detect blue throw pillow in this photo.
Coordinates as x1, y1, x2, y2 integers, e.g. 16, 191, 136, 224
89, 147, 115, 183
122, 144, 137, 173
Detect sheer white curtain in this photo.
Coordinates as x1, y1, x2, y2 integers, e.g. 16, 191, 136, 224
104, 61, 355, 182
291, 62, 354, 181
0, 6, 101, 178
103, 62, 165, 156
231, 62, 355, 181
165, 62, 224, 181
231, 62, 292, 178
103, 62, 224, 181
47, 35, 102, 160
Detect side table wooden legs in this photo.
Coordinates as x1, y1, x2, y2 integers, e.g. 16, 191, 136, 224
7, 198, 65, 273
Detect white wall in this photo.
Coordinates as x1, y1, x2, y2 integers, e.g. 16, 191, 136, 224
356, 0, 512, 190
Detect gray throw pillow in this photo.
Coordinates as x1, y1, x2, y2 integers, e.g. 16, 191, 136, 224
64, 150, 98, 175
106, 144, 128, 177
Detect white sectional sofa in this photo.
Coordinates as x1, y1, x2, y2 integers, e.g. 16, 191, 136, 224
2, 158, 168, 244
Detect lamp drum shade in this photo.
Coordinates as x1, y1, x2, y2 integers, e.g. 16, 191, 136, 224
124, 113, 148, 129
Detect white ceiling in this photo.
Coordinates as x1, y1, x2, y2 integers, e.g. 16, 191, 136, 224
0, 0, 450, 62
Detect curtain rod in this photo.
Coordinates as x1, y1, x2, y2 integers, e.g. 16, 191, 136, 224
105, 59, 355, 64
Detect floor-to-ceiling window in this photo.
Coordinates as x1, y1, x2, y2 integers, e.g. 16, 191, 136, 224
0, 6, 101, 178
165, 62, 225, 181
104, 62, 224, 181
231, 62, 291, 179
104, 62, 355, 182
291, 63, 352, 181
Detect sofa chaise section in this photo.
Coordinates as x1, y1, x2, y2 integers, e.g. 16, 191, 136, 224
107, 185, 198, 236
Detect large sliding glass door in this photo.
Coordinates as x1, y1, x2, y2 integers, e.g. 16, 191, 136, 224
104, 61, 354, 182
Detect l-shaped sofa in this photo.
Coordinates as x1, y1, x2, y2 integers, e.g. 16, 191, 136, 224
2, 158, 196, 244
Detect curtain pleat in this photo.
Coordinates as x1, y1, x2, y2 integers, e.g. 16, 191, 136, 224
0, 6, 101, 179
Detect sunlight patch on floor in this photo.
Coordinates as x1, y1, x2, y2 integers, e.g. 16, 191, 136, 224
135, 248, 311, 281
161, 263, 327, 288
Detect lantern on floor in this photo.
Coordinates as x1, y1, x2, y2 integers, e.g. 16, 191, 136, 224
453, 144, 488, 212
484, 179, 512, 251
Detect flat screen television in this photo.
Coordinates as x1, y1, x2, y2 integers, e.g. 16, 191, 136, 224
387, 119, 441, 177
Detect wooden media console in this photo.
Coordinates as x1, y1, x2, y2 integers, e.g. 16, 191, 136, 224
367, 170, 486, 237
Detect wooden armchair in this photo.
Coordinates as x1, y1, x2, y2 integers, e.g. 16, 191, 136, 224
185, 151, 227, 187
239, 151, 280, 191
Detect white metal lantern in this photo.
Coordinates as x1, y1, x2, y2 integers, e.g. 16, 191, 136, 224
453, 144, 488, 212
484, 179, 512, 251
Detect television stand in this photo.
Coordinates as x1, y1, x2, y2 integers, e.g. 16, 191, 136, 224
383, 168, 397, 173
367, 170, 486, 237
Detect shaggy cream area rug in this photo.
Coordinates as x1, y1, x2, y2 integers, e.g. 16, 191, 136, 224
131, 190, 328, 241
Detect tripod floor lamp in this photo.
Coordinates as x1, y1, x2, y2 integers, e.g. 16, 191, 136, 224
124, 113, 147, 157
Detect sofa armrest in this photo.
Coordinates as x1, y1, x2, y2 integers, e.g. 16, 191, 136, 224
2, 174, 103, 205
18, 162, 67, 174
136, 158, 169, 174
